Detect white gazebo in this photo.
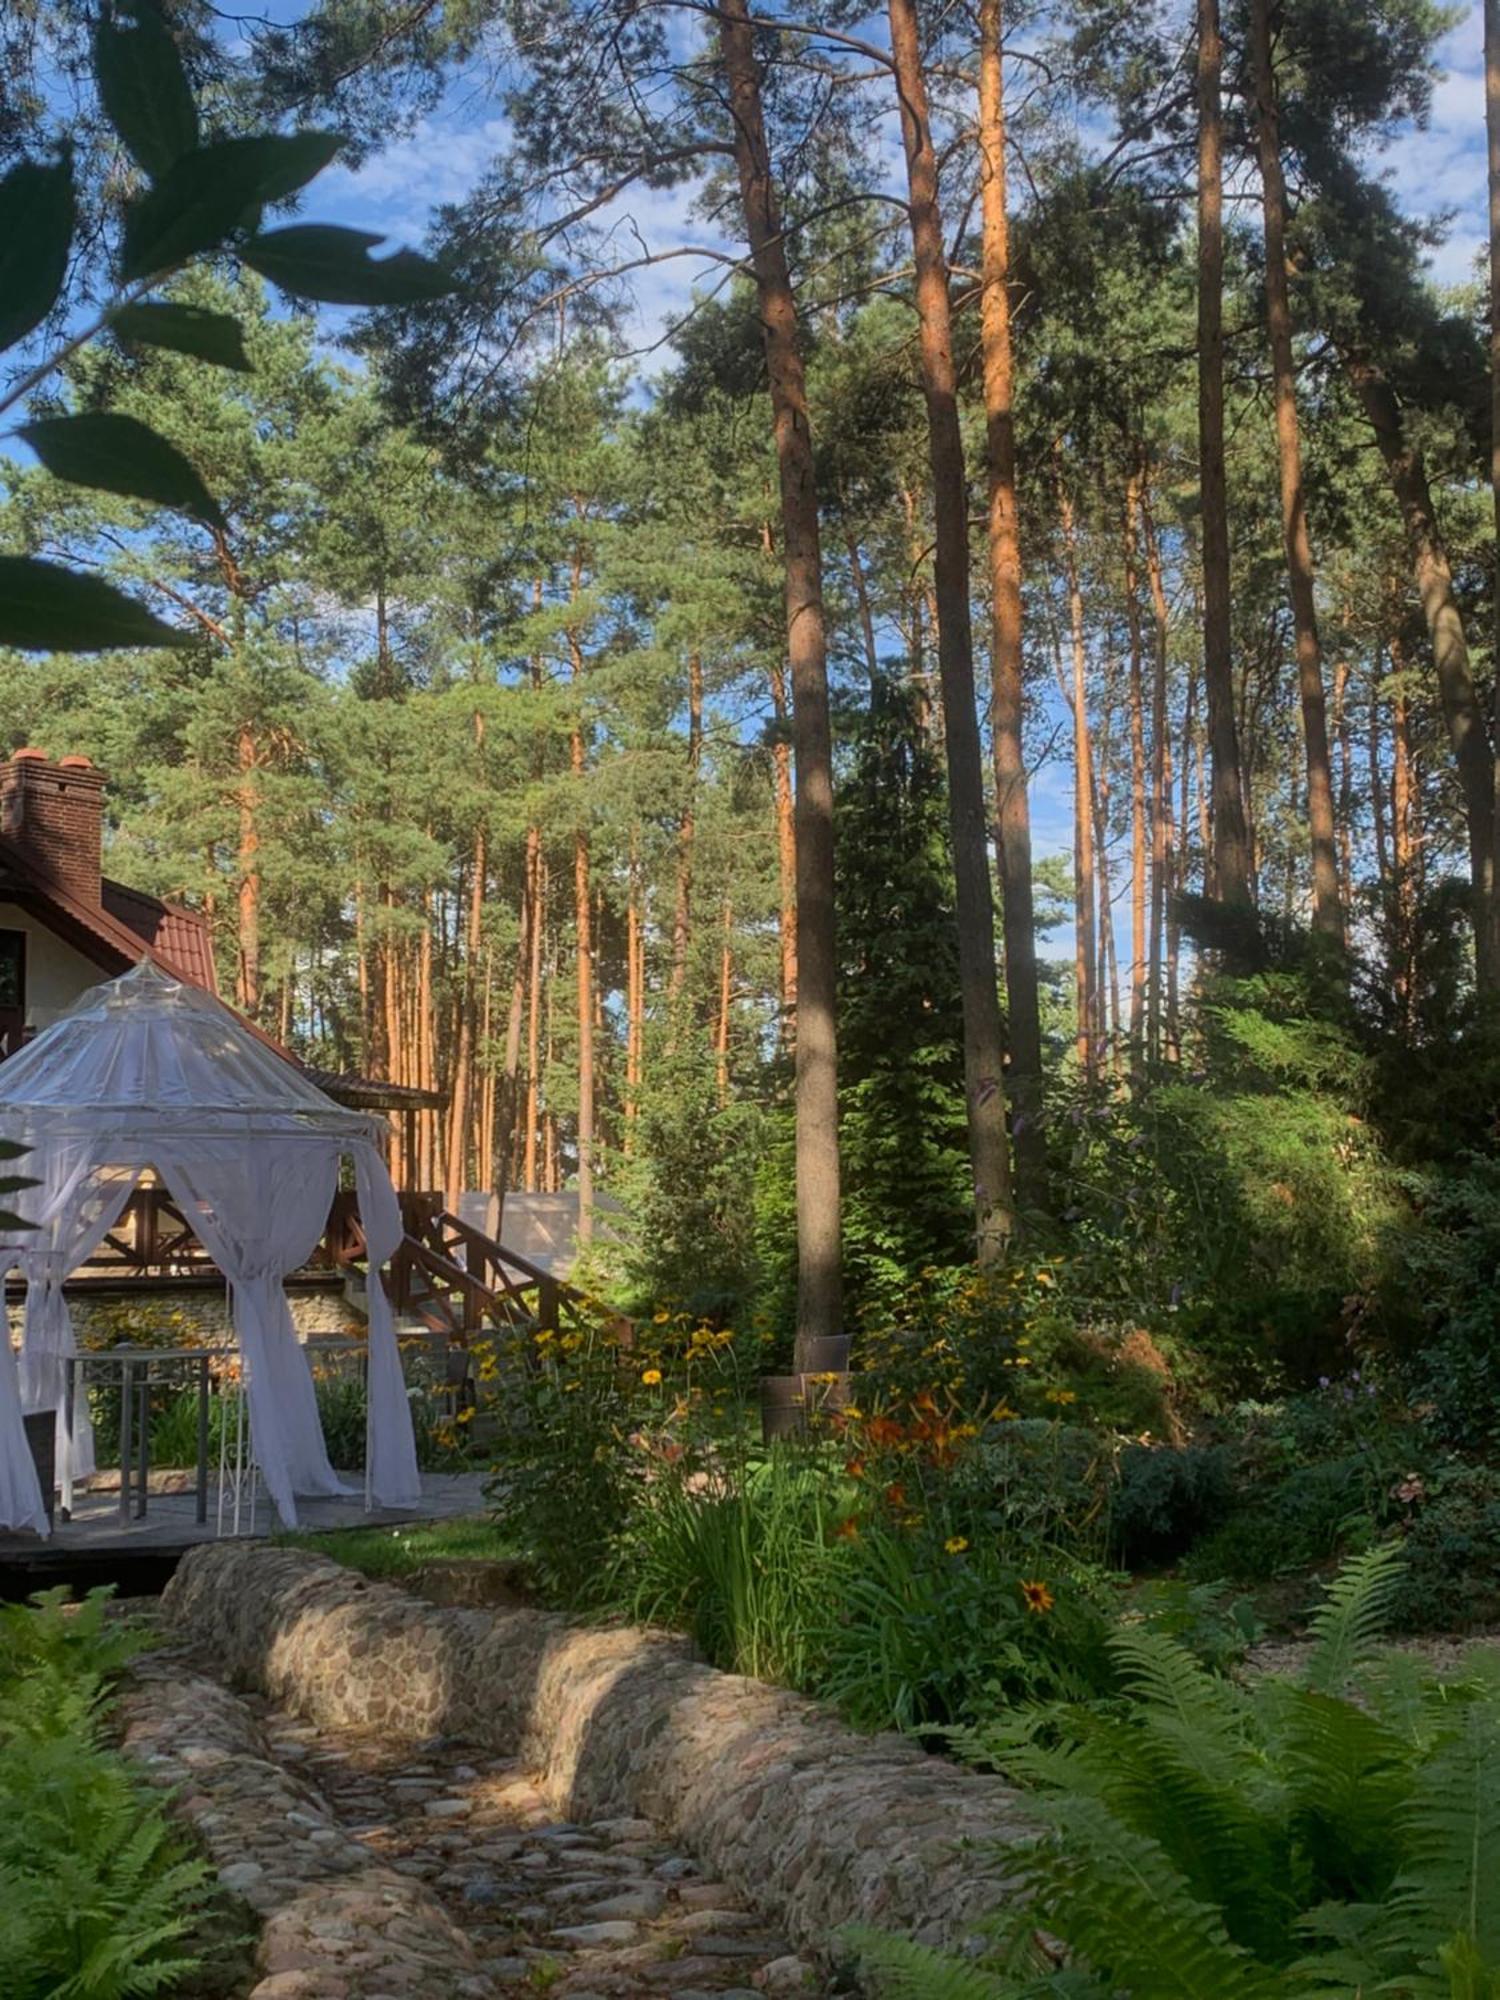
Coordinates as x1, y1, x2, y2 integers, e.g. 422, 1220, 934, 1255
0, 961, 420, 1537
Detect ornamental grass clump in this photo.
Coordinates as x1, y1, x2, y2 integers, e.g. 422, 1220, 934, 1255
852, 1545, 1500, 1998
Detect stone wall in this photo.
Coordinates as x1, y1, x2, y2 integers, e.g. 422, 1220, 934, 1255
162, 1545, 1032, 1956
120, 1651, 494, 2000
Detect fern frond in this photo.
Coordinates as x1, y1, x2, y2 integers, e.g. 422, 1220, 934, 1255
1392, 1699, 1500, 1967
1302, 1546, 1405, 1695
1273, 1687, 1412, 1903
1107, 1625, 1250, 1740
843, 1927, 1028, 2000
1022, 1792, 1285, 1998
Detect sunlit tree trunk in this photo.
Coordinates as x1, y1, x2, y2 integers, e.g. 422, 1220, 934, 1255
1197, 0, 1253, 907
1251, 0, 1342, 941
722, 0, 843, 1344
236, 725, 261, 1016
716, 899, 733, 1103
624, 835, 644, 1156
1123, 469, 1149, 1069
889, 0, 1015, 1257
1056, 465, 1097, 1081
978, 0, 1044, 1191
1140, 480, 1173, 1064
669, 651, 702, 1011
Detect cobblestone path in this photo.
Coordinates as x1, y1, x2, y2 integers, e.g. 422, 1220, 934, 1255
250, 1702, 820, 1998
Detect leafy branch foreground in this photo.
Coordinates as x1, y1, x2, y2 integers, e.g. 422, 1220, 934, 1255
855, 1548, 1500, 2000
0, 1587, 233, 2000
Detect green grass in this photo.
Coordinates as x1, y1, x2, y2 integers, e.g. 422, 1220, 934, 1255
272, 1515, 514, 1579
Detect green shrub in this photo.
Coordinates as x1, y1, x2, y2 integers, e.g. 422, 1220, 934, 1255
853, 1548, 1500, 1997
1109, 1444, 1236, 1568
1384, 1462, 1500, 1635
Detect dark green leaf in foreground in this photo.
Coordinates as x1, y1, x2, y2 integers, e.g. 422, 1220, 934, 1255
242, 225, 455, 305
111, 301, 251, 371
121, 132, 343, 280
0, 155, 75, 353
0, 556, 195, 651
93, 6, 198, 180
19, 413, 225, 530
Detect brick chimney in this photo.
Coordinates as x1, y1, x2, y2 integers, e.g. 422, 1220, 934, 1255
0, 750, 105, 905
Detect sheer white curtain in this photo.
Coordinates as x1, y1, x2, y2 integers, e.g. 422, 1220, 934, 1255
352, 1143, 421, 1510
158, 1138, 348, 1528
0, 1261, 46, 1535
14, 1156, 142, 1484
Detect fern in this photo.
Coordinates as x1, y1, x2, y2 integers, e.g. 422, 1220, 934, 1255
1389, 1701, 1500, 1973
845, 1927, 1031, 1999
1019, 1792, 1285, 1997
1301, 1544, 1406, 1694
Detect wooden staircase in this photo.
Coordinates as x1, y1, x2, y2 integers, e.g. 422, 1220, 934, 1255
378, 1196, 618, 1348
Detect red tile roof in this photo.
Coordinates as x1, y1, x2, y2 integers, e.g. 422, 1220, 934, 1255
99, 878, 219, 991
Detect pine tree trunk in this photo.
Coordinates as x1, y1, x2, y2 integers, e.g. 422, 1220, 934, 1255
1370, 660, 1390, 890
846, 533, 881, 690
1333, 655, 1354, 909
625, 837, 643, 1156
978, 0, 1044, 1191
1487, 0, 1500, 984
418, 910, 436, 1191
1197, 0, 1253, 907
446, 812, 486, 1206
524, 851, 545, 1191
568, 606, 595, 1243
888, 0, 1015, 1259
669, 652, 702, 1010
716, 899, 733, 1103
1056, 468, 1098, 1080
1392, 650, 1417, 1030
1251, 0, 1342, 941
479, 952, 496, 1193
1343, 353, 1500, 987
236, 726, 261, 1016
722, 0, 843, 1345
1141, 480, 1173, 1065
1123, 469, 1149, 1068
1169, 668, 1195, 1059
766, 653, 798, 1037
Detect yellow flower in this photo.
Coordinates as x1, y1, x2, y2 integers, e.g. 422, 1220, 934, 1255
1045, 1387, 1077, 1406
1020, 1579, 1055, 1616
641, 1368, 663, 1386
653, 1311, 671, 1325
990, 1403, 1019, 1422
842, 1404, 864, 1420
944, 1536, 969, 1555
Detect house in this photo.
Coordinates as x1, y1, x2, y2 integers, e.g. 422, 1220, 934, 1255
0, 748, 440, 1151
0, 749, 217, 1049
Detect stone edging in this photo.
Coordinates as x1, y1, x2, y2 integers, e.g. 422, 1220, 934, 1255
119, 1651, 494, 1999
161, 1545, 1033, 1954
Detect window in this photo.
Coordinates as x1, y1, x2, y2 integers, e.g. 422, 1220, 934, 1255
0, 930, 25, 1054
0, 931, 23, 1014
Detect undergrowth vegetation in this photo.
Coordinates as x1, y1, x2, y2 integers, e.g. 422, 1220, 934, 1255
853, 1550, 1500, 1997
0, 1587, 229, 2000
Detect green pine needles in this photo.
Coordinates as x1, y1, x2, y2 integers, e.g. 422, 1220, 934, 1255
854, 1548, 1500, 1998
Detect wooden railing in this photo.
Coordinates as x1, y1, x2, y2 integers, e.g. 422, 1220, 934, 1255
54, 1184, 625, 1354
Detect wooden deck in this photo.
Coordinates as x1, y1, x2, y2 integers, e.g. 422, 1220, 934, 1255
0, 1470, 488, 1597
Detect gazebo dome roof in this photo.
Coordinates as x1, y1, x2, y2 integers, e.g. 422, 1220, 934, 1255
0, 961, 373, 1138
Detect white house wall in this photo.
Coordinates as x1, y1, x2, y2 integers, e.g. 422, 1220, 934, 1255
0, 901, 109, 1031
